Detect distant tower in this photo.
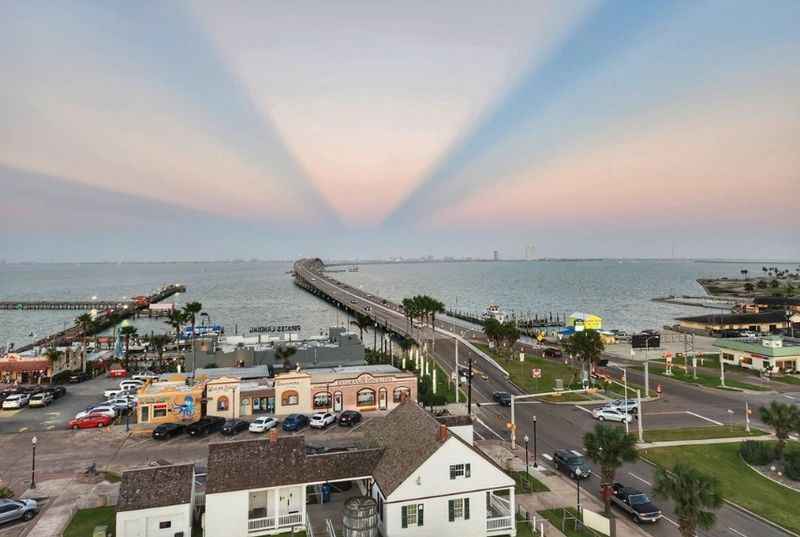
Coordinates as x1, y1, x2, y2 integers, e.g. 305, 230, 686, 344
525, 244, 536, 260
493, 250, 499, 261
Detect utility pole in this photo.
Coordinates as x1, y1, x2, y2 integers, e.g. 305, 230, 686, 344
467, 356, 473, 415
636, 389, 644, 443
455, 339, 459, 405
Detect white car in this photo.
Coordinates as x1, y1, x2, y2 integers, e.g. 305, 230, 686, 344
75, 406, 117, 420
28, 392, 54, 408
609, 399, 639, 414
2, 394, 31, 409
309, 412, 337, 429
106, 398, 135, 410
119, 381, 143, 392
104, 388, 126, 399
593, 407, 633, 423
249, 416, 279, 433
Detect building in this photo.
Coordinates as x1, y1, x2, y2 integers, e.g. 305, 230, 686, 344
116, 463, 196, 537
198, 401, 515, 537
191, 327, 365, 372
715, 336, 800, 372
135, 378, 205, 429
493, 250, 499, 261
753, 296, 800, 313
566, 312, 602, 331
0, 346, 83, 384
676, 310, 800, 334
273, 365, 418, 416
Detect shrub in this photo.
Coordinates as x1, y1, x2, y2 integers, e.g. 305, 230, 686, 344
0, 486, 14, 499
785, 451, 800, 481
740, 441, 775, 465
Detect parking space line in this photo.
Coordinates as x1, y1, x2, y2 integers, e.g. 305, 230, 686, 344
474, 416, 503, 440
627, 472, 652, 486
728, 527, 748, 537
574, 405, 594, 415
686, 411, 723, 426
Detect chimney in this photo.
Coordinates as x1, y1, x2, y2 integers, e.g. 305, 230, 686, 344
437, 424, 448, 442
269, 428, 278, 444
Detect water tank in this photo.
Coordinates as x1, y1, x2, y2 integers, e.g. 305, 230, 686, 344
342, 496, 378, 537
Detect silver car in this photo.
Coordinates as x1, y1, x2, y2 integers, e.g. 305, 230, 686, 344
0, 498, 38, 525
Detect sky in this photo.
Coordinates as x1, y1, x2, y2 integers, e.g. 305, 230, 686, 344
1, 1, 798, 262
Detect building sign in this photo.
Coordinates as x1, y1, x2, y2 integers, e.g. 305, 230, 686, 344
249, 325, 301, 334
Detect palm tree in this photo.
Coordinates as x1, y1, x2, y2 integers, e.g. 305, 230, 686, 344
654, 464, 722, 537
350, 313, 372, 343
425, 296, 445, 356
759, 401, 800, 460
182, 302, 203, 339
44, 347, 63, 373
149, 334, 172, 369
397, 337, 413, 368
562, 329, 605, 380
275, 345, 297, 371
165, 309, 186, 340
584, 424, 639, 520
119, 326, 138, 357
740, 269, 749, 281
75, 313, 94, 372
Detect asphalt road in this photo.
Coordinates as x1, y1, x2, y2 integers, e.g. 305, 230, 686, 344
295, 260, 795, 537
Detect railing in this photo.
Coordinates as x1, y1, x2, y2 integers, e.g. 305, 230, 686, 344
306, 516, 315, 537
248, 511, 303, 533
248, 516, 276, 532
193, 491, 205, 507
487, 515, 513, 531
489, 493, 511, 516
278, 512, 303, 527
326, 519, 337, 537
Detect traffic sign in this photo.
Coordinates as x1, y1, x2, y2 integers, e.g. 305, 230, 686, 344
531, 368, 542, 379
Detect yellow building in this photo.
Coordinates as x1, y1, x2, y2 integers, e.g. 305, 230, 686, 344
567, 312, 602, 331
135, 377, 205, 429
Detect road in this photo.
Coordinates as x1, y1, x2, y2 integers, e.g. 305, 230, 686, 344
294, 259, 794, 537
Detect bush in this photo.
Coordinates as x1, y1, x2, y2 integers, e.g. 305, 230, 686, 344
785, 451, 800, 481
740, 441, 775, 465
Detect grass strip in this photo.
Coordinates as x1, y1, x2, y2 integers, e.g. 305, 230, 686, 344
644, 425, 767, 443
64, 506, 116, 537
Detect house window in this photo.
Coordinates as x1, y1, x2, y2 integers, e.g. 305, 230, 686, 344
313, 392, 332, 409
449, 463, 470, 479
401, 504, 424, 528
393, 387, 410, 403
356, 388, 376, 408
159, 521, 172, 529
448, 498, 470, 521
249, 491, 269, 520
282, 390, 299, 406
217, 395, 229, 412
153, 407, 167, 418
140, 405, 150, 423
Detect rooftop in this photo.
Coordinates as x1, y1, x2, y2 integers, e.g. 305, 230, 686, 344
714, 336, 800, 357
306, 364, 414, 384
676, 310, 789, 324
196, 365, 271, 379
117, 463, 194, 512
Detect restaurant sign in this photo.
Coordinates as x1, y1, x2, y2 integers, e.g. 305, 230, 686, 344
249, 325, 301, 334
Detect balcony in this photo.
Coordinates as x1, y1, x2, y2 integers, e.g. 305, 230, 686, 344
486, 489, 513, 535
487, 515, 513, 532
248, 512, 304, 533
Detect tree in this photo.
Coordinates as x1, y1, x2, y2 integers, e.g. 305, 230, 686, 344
397, 337, 413, 368
499, 321, 520, 352
182, 302, 203, 339
119, 326, 138, 357
350, 313, 372, 343
275, 345, 297, 371
759, 401, 800, 460
562, 329, 605, 379
584, 424, 639, 520
149, 334, 172, 369
740, 269, 749, 280
757, 280, 768, 289
744, 282, 754, 292
654, 464, 722, 537
75, 312, 94, 372
165, 310, 186, 340
424, 296, 445, 356
770, 279, 780, 288
483, 317, 502, 350
44, 346, 63, 366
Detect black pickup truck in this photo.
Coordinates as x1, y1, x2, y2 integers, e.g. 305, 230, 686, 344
187, 416, 226, 437
611, 483, 662, 523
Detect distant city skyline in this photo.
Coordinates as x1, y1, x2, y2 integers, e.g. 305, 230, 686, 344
1, 1, 798, 262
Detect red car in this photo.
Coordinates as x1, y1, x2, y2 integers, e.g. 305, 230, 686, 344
68, 414, 113, 429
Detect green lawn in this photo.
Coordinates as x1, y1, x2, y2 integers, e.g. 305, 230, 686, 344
775, 375, 800, 386
644, 425, 767, 443
511, 470, 550, 493
63, 506, 115, 537
514, 513, 537, 537
538, 508, 595, 537
642, 443, 800, 534
476, 343, 580, 393
650, 362, 769, 392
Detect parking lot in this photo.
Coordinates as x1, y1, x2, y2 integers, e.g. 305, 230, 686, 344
0, 376, 122, 434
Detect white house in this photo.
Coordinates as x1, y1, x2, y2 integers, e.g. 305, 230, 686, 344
116, 463, 195, 537
201, 401, 515, 537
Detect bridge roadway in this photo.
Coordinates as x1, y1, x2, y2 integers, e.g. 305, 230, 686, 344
293, 259, 791, 537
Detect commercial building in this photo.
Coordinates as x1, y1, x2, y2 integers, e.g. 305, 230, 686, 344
135, 377, 205, 429
117, 401, 516, 537
715, 336, 800, 372
116, 463, 196, 537
753, 296, 800, 313
0, 346, 83, 384
676, 310, 800, 334
566, 312, 602, 331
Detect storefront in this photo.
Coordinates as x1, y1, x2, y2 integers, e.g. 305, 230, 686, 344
135, 379, 205, 429
0, 348, 80, 384
205, 377, 241, 420
239, 383, 275, 416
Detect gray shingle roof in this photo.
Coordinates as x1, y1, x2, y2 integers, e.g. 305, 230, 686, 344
435, 415, 473, 427
117, 464, 194, 512
206, 437, 383, 495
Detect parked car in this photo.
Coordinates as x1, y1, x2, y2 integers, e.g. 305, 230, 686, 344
493, 391, 512, 407
0, 498, 38, 525
68, 414, 113, 429
152, 423, 185, 440
2, 394, 30, 409
28, 392, 54, 408
553, 449, 592, 480
43, 386, 66, 399
104, 399, 133, 414
543, 348, 563, 358
119, 379, 144, 391
611, 483, 662, 523
75, 406, 117, 419
221, 419, 250, 436
187, 416, 226, 437
592, 406, 632, 423
68, 372, 90, 383
132, 372, 158, 381
310, 412, 337, 429
249, 416, 279, 433
281, 414, 309, 432
609, 399, 639, 414
337, 410, 362, 427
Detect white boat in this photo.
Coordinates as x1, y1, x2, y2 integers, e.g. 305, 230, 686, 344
481, 304, 507, 323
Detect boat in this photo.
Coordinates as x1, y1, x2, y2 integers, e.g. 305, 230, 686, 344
481, 304, 507, 323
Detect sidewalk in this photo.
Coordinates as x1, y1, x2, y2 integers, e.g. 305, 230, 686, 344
637, 434, 774, 449
478, 440, 653, 537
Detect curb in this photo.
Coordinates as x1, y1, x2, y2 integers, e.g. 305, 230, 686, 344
739, 453, 800, 494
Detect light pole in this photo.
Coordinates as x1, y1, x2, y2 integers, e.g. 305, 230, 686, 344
575, 467, 583, 517
30, 436, 38, 489
532, 415, 538, 468
524, 434, 530, 477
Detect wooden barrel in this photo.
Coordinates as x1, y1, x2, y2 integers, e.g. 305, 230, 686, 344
342, 496, 378, 537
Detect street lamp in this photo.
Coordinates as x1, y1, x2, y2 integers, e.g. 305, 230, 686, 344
532, 415, 538, 468
575, 467, 583, 517
524, 434, 530, 476
30, 436, 38, 489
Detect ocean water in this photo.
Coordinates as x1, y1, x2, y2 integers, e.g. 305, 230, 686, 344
0, 259, 792, 349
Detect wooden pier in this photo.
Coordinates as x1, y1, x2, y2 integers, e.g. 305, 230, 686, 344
1, 300, 133, 311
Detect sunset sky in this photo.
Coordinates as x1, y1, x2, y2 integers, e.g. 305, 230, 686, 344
1, 1, 798, 261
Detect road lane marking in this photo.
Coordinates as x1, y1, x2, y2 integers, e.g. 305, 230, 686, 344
662, 515, 679, 527
18, 427, 29, 432
627, 472, 652, 486
574, 405, 594, 415
686, 411, 724, 426
474, 416, 504, 440
784, 395, 797, 401
474, 430, 485, 440
542, 453, 553, 461
728, 528, 748, 537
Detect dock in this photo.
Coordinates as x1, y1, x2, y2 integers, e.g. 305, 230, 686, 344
1, 300, 134, 311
